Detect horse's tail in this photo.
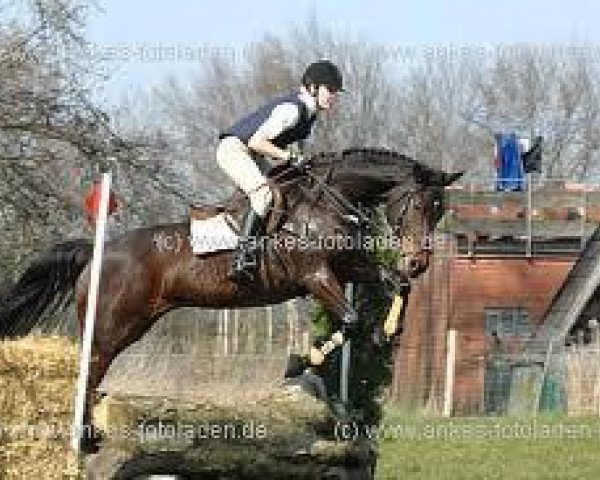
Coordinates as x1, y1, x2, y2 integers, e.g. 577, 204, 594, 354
0, 239, 93, 338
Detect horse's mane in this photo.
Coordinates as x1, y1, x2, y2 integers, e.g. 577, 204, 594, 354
309, 147, 441, 185
310, 147, 415, 167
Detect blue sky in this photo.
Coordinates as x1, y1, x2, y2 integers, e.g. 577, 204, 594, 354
87, 0, 599, 105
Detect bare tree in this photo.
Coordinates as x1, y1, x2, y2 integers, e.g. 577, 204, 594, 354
0, 0, 110, 274
471, 46, 600, 180
0, 0, 191, 278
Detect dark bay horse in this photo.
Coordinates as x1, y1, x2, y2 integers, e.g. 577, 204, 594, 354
0, 147, 462, 450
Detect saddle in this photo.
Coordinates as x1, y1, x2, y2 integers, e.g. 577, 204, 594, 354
189, 160, 314, 255
190, 183, 286, 236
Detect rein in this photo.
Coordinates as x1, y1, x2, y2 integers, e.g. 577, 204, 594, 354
265, 161, 377, 232
303, 168, 372, 226
245, 159, 372, 230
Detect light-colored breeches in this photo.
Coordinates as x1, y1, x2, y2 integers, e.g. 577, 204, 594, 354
216, 136, 273, 218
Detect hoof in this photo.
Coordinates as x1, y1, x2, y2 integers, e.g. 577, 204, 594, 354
79, 435, 102, 455
78, 426, 104, 455
284, 353, 309, 378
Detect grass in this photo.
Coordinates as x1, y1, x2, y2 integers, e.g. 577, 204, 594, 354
376, 408, 600, 479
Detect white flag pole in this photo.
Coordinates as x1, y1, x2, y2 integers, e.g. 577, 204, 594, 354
71, 172, 111, 454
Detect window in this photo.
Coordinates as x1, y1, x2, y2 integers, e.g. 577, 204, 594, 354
484, 308, 531, 338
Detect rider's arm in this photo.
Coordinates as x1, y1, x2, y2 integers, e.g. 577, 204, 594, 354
247, 103, 300, 164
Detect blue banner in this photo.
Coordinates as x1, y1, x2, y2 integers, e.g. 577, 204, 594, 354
495, 133, 524, 191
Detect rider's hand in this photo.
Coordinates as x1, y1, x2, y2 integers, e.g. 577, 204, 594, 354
288, 152, 309, 170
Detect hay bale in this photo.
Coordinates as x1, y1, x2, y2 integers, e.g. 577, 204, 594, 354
0, 439, 79, 479
0, 335, 81, 479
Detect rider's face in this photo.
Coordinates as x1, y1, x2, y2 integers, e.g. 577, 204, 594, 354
311, 85, 337, 111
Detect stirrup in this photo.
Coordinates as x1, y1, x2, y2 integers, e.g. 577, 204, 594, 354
230, 246, 257, 282
229, 207, 263, 282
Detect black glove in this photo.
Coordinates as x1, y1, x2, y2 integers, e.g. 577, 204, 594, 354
288, 152, 309, 170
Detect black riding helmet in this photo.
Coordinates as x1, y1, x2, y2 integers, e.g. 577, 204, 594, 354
302, 60, 344, 93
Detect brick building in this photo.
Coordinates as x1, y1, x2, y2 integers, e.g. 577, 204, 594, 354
390, 187, 600, 415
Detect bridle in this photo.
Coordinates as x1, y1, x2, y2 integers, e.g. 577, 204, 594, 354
266, 161, 374, 231
384, 185, 435, 266
303, 167, 373, 226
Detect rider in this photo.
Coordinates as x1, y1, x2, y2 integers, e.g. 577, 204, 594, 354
216, 60, 344, 282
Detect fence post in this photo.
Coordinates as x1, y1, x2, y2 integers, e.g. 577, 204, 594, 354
590, 318, 599, 345
217, 310, 223, 355
577, 329, 585, 347
223, 309, 229, 357
287, 300, 298, 355
341, 283, 354, 404
266, 306, 273, 355
233, 309, 239, 354
443, 329, 457, 417
302, 331, 310, 355
591, 319, 600, 416
247, 315, 255, 354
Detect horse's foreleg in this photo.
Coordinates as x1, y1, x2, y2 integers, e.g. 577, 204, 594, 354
289, 263, 354, 370
375, 266, 411, 338
315, 259, 411, 343
350, 263, 410, 338
377, 265, 411, 296
301, 263, 357, 325
336, 259, 410, 338
336, 257, 410, 296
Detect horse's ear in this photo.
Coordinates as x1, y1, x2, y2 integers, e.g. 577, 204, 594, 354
443, 171, 464, 186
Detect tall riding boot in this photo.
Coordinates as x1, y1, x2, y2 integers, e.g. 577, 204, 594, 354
230, 208, 263, 282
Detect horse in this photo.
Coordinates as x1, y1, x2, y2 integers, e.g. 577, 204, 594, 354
0, 147, 462, 452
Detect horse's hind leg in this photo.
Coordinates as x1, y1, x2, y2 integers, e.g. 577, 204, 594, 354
75, 258, 154, 453
79, 342, 113, 453
73, 282, 104, 453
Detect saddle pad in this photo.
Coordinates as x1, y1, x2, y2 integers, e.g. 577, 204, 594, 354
190, 212, 239, 255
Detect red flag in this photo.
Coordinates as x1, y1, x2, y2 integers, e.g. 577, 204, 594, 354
84, 181, 118, 225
